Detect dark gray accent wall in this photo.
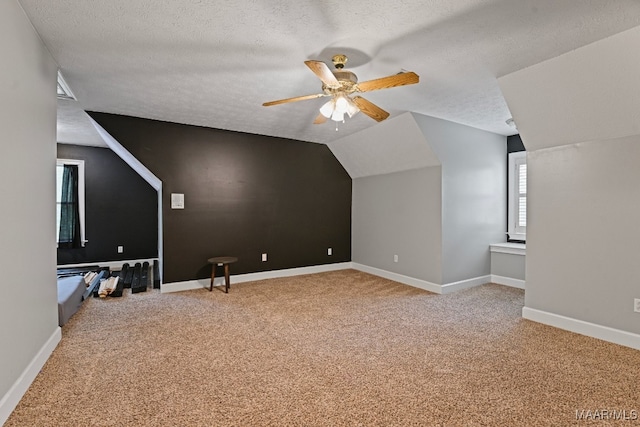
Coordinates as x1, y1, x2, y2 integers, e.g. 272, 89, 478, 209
57, 144, 158, 265
507, 134, 525, 153
88, 113, 352, 283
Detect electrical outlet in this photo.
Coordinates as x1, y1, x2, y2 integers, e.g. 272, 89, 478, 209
328, 248, 332, 256
262, 253, 267, 262
634, 298, 640, 313
117, 246, 124, 253
394, 254, 398, 263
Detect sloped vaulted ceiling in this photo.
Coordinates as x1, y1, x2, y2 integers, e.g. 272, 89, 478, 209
499, 25, 640, 151
16, 0, 640, 146
328, 113, 440, 178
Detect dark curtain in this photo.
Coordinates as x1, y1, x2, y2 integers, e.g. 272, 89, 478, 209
58, 165, 81, 248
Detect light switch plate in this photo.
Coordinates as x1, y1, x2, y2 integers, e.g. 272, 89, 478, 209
171, 193, 184, 209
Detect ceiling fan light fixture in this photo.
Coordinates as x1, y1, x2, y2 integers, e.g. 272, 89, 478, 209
346, 98, 360, 118
334, 95, 349, 114
319, 99, 335, 118
320, 95, 357, 122
331, 109, 345, 122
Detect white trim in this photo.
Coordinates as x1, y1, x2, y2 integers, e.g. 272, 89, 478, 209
352, 263, 491, 294
490, 243, 526, 256
440, 275, 491, 294
56, 70, 76, 100
162, 262, 493, 296
89, 118, 161, 191
0, 327, 61, 425
522, 307, 640, 350
156, 185, 163, 284
161, 262, 353, 293
490, 274, 525, 289
57, 258, 159, 271
89, 117, 163, 285
351, 263, 442, 293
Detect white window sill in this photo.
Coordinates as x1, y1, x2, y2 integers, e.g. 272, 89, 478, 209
490, 242, 526, 256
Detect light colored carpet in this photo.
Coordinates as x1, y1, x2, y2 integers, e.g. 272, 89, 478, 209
6, 269, 640, 426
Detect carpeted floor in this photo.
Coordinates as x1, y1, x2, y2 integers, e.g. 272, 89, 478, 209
6, 269, 640, 426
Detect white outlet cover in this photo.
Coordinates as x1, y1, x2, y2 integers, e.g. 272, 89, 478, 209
634, 298, 640, 313
262, 253, 267, 262
328, 248, 332, 256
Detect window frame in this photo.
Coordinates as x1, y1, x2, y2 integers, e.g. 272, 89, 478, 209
507, 151, 526, 242
56, 158, 86, 247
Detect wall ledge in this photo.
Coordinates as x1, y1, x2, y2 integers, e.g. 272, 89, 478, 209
522, 307, 640, 350
0, 327, 61, 425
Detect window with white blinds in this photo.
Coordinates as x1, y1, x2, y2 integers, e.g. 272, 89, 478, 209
508, 151, 526, 241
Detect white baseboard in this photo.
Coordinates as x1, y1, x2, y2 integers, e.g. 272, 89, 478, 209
522, 307, 640, 350
490, 274, 525, 289
440, 275, 491, 294
162, 262, 492, 296
0, 327, 61, 425
58, 258, 158, 271
351, 264, 491, 294
351, 263, 442, 293
161, 262, 353, 293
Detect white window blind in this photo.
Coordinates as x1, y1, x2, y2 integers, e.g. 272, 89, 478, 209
508, 152, 526, 241
518, 163, 527, 228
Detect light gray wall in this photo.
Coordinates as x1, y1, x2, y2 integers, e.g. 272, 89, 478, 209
491, 253, 525, 281
0, 0, 59, 414
499, 24, 640, 338
352, 167, 443, 284
412, 113, 506, 284
351, 112, 506, 286
526, 139, 640, 333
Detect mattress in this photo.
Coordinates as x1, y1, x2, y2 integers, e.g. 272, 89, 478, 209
57, 276, 86, 326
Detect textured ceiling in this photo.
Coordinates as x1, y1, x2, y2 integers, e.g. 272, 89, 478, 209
17, 0, 640, 145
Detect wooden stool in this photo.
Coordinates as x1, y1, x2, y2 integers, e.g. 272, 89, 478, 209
207, 256, 238, 293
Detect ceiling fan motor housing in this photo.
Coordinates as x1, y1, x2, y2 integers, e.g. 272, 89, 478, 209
332, 54, 348, 69
324, 69, 358, 95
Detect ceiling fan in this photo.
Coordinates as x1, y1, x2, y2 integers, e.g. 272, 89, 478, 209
263, 54, 419, 125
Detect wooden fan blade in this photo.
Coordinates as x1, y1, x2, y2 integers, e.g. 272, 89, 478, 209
352, 96, 390, 122
304, 60, 341, 89
356, 71, 419, 93
313, 113, 328, 124
263, 93, 325, 107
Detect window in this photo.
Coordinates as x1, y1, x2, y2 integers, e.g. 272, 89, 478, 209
57, 70, 76, 100
508, 151, 526, 242
56, 159, 86, 248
